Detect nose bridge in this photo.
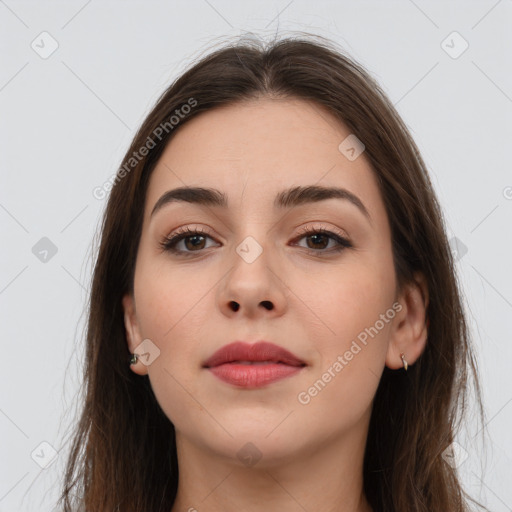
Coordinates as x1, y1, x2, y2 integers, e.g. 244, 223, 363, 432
230, 228, 272, 282
227, 202, 274, 259
230, 201, 286, 265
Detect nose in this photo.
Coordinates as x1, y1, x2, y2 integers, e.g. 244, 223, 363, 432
217, 243, 288, 319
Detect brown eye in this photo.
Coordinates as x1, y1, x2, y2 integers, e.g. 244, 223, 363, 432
304, 232, 330, 250
294, 227, 352, 254
160, 227, 218, 254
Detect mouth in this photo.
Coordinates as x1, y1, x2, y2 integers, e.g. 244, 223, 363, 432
202, 341, 306, 368
203, 341, 306, 388
221, 361, 296, 365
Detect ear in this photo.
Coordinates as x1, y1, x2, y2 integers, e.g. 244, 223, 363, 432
385, 271, 429, 370
122, 293, 148, 376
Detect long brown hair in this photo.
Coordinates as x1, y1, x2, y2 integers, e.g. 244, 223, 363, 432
58, 33, 489, 511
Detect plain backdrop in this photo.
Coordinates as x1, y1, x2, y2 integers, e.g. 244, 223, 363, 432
1, 1, 511, 511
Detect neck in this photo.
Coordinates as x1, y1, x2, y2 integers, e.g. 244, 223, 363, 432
170, 417, 373, 512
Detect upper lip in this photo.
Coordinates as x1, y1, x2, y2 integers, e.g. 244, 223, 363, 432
203, 341, 306, 368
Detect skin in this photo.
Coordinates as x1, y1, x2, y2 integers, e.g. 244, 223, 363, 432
123, 97, 429, 512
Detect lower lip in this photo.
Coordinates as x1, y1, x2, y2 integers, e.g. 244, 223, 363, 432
207, 362, 304, 388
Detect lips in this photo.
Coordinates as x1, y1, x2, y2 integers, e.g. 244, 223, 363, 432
203, 341, 306, 368
203, 341, 306, 388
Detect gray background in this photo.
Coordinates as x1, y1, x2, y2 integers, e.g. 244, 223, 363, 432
1, 1, 511, 510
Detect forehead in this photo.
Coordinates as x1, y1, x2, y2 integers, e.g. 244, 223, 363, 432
144, 97, 385, 222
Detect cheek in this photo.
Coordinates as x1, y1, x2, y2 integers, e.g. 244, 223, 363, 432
132, 258, 214, 427
293, 257, 395, 345
294, 267, 395, 425
133, 253, 213, 364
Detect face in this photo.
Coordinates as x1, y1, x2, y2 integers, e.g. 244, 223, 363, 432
123, 97, 403, 465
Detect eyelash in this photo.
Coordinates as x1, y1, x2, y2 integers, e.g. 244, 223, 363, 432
159, 225, 352, 256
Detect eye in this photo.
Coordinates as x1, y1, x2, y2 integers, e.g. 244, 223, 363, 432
159, 226, 218, 255
292, 225, 352, 254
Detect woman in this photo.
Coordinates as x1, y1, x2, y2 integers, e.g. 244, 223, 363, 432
59, 34, 488, 511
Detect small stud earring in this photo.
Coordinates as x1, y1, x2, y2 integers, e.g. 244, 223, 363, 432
400, 352, 408, 371
129, 353, 139, 365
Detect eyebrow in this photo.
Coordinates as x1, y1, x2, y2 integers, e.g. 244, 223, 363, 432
150, 185, 371, 223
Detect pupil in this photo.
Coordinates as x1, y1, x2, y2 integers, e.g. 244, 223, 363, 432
309, 234, 327, 249
186, 235, 205, 250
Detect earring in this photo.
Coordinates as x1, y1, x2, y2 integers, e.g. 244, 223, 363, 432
129, 353, 139, 365
400, 352, 408, 371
